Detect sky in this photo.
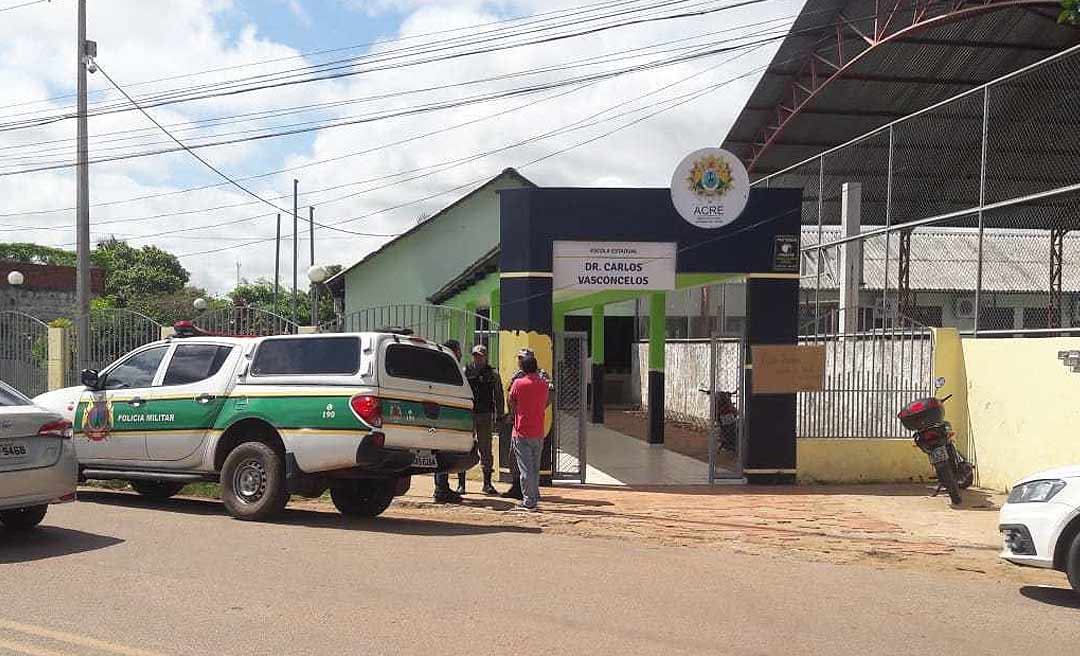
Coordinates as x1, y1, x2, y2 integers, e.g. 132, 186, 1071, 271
0, 0, 803, 295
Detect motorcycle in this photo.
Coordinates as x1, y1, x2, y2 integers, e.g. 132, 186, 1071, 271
897, 395, 974, 506
699, 387, 737, 453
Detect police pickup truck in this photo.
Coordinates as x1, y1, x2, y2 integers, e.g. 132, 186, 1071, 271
34, 327, 478, 521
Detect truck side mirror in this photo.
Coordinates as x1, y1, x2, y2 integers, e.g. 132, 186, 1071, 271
81, 369, 102, 390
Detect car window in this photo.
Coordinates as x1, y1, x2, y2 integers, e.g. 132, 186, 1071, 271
162, 345, 233, 386
0, 382, 30, 406
105, 346, 168, 390
384, 345, 463, 386
251, 337, 360, 376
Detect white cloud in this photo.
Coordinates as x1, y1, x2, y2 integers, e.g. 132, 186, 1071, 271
0, 0, 801, 297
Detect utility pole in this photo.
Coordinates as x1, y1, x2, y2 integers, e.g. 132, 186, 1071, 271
273, 213, 281, 313
292, 179, 299, 323
309, 206, 316, 327
75, 0, 92, 370
236, 260, 241, 287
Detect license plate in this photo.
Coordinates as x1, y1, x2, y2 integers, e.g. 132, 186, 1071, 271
0, 440, 28, 459
930, 446, 949, 464
412, 450, 438, 468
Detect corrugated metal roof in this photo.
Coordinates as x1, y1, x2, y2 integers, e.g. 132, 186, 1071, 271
722, 0, 1080, 177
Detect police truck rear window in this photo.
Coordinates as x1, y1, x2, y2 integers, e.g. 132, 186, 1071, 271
385, 345, 463, 386
252, 337, 360, 376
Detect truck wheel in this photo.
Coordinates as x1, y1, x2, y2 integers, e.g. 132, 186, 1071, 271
331, 480, 395, 518
131, 480, 186, 501
0, 505, 47, 530
935, 461, 962, 506
221, 442, 288, 521
1066, 532, 1080, 595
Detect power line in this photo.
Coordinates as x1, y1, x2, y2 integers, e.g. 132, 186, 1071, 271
92, 62, 393, 239
0, 0, 674, 114
0, 0, 50, 12
0, 0, 770, 132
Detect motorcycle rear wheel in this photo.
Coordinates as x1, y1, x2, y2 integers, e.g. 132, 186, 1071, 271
935, 461, 962, 506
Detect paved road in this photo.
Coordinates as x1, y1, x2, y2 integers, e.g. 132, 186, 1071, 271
1, 492, 1078, 655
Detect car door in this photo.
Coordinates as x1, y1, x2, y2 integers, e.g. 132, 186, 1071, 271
77, 345, 169, 462
145, 343, 236, 464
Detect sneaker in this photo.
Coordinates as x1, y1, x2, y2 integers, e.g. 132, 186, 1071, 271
482, 484, 499, 496
455, 484, 466, 495
501, 487, 523, 500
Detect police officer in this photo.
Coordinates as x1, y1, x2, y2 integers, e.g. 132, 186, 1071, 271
457, 344, 504, 495
434, 340, 464, 504
501, 348, 552, 500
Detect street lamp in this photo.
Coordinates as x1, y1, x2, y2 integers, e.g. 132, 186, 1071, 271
307, 265, 329, 328
193, 297, 208, 311
7, 270, 24, 313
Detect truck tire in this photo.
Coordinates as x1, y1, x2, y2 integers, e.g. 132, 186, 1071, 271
131, 480, 186, 501
935, 461, 962, 506
0, 505, 47, 530
1066, 531, 1080, 595
220, 441, 289, 521
331, 480, 395, 518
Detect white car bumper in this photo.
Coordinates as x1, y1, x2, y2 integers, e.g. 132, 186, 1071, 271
0, 441, 78, 512
999, 500, 1079, 569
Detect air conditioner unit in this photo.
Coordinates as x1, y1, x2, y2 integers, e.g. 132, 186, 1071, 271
954, 296, 977, 320
873, 297, 897, 320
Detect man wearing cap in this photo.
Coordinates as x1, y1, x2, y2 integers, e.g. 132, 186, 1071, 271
501, 347, 552, 500
433, 340, 464, 504
458, 344, 504, 495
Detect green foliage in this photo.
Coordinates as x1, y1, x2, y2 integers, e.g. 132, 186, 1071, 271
1061, 0, 1080, 24
228, 278, 336, 325
0, 243, 76, 266
92, 238, 190, 303
48, 317, 73, 329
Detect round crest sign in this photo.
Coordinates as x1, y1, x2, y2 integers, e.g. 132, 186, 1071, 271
670, 147, 750, 229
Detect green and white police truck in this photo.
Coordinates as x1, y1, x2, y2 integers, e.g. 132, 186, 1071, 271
34, 328, 478, 521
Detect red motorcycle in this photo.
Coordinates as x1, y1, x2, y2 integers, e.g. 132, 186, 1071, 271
897, 395, 974, 505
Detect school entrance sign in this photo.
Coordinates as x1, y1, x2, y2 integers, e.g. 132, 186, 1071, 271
552, 241, 676, 292
670, 147, 750, 229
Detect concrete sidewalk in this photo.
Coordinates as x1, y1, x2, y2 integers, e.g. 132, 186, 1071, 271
388, 477, 1063, 589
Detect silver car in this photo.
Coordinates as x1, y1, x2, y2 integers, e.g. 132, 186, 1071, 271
0, 381, 77, 530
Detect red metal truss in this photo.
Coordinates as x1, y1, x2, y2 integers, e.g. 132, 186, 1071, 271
745, 0, 1059, 173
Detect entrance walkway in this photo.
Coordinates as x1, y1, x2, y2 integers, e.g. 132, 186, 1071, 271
562, 424, 723, 486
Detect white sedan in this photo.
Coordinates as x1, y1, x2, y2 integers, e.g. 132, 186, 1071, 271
0, 381, 77, 530
999, 466, 1080, 593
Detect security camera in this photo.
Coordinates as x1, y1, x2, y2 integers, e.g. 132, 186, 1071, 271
85, 57, 98, 74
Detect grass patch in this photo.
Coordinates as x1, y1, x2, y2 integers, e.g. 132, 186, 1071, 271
181, 482, 221, 498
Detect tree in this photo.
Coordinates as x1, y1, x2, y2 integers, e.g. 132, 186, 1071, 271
229, 278, 336, 325
0, 243, 76, 266
1061, 0, 1080, 24
91, 238, 190, 305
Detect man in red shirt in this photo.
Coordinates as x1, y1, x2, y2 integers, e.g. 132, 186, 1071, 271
507, 355, 549, 511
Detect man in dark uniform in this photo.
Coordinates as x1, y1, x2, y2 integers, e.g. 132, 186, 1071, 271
458, 344, 504, 495
433, 340, 464, 504
501, 347, 552, 500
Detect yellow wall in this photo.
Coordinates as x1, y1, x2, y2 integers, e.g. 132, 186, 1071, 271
797, 438, 932, 484
961, 336, 1080, 492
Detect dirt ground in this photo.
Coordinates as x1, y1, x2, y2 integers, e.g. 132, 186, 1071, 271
293, 477, 1065, 590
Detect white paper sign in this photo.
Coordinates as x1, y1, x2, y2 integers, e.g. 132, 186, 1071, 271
553, 241, 676, 291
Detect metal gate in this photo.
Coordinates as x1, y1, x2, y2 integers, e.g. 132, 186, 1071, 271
0, 311, 48, 397
67, 309, 164, 386
553, 331, 587, 483
327, 305, 499, 359
797, 309, 933, 438
193, 306, 298, 337
707, 335, 747, 482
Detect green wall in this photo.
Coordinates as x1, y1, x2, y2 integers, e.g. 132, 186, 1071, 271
340, 173, 527, 315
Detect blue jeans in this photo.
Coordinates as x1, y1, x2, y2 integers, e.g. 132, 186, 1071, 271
512, 437, 543, 509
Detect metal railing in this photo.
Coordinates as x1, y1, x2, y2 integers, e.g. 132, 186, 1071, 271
326, 304, 499, 358
797, 310, 933, 439
757, 43, 1080, 336
192, 306, 298, 337
0, 311, 48, 397
66, 309, 164, 385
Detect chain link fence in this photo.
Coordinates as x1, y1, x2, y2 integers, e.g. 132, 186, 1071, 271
760, 44, 1080, 336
